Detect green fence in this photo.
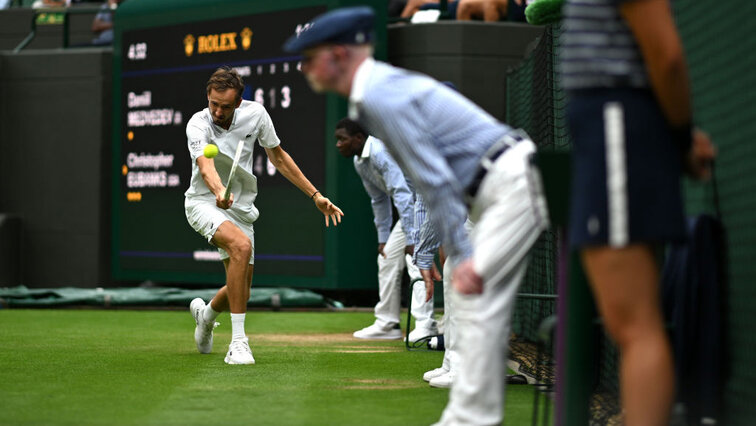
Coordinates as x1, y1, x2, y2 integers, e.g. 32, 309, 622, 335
675, 2, 756, 424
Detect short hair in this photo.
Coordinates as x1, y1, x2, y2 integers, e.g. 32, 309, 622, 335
335, 117, 367, 138
206, 66, 244, 101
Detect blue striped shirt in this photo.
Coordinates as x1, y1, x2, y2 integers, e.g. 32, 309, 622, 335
353, 136, 416, 245
412, 193, 440, 269
560, 0, 649, 90
349, 58, 512, 262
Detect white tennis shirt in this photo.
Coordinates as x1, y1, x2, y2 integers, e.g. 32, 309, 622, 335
184, 100, 281, 221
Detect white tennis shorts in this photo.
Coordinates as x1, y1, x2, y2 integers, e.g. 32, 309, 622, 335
184, 198, 255, 264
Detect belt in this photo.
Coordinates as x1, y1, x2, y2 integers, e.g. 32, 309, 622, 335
466, 133, 524, 200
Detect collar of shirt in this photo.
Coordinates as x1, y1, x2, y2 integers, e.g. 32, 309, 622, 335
348, 57, 376, 121
357, 136, 373, 164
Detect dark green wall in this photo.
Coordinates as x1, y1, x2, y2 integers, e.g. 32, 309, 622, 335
0, 48, 112, 286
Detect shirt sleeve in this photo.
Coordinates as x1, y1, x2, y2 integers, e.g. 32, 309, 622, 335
355, 163, 393, 244
256, 106, 281, 149
372, 149, 416, 246
360, 98, 473, 264
413, 193, 441, 269
186, 118, 210, 161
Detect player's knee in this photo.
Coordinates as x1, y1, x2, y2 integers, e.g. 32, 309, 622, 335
228, 237, 252, 262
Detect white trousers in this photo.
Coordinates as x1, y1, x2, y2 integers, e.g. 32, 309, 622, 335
374, 220, 436, 329
441, 256, 459, 372
440, 218, 474, 373
437, 139, 549, 426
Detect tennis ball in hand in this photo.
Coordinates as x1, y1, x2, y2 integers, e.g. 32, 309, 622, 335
203, 144, 219, 158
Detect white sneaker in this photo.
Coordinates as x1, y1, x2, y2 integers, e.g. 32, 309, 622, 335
408, 326, 438, 343
429, 371, 455, 388
190, 298, 218, 354
224, 337, 255, 365
423, 367, 449, 382
353, 323, 403, 340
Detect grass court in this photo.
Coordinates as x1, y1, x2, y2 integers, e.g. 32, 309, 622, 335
0, 309, 537, 425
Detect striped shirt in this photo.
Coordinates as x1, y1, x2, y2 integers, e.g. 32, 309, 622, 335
560, 0, 649, 90
412, 193, 440, 270
349, 58, 512, 262
353, 136, 416, 245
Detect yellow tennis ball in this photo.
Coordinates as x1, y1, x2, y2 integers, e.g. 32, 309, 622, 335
203, 144, 219, 158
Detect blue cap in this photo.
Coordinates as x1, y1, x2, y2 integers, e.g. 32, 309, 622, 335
283, 6, 375, 53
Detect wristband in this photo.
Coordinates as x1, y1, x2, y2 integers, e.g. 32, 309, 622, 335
310, 190, 320, 199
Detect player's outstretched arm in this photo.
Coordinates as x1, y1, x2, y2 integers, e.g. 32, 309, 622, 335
264, 145, 344, 226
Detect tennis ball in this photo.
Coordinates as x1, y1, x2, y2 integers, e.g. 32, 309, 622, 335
203, 144, 219, 158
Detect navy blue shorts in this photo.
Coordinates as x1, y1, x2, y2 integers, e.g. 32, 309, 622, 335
567, 88, 686, 248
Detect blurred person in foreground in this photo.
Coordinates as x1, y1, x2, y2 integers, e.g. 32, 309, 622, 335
561, 0, 716, 424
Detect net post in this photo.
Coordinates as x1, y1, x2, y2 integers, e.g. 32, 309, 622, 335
557, 250, 596, 425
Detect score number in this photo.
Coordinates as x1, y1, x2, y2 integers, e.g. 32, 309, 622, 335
254, 86, 292, 109
127, 42, 148, 61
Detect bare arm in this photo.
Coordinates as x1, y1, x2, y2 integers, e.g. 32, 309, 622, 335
264, 145, 344, 226
620, 0, 690, 127
620, 0, 716, 179
264, 145, 318, 196
196, 156, 233, 209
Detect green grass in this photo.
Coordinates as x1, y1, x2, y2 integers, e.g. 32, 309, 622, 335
0, 310, 536, 425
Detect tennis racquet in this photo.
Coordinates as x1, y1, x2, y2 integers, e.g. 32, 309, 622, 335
223, 140, 244, 201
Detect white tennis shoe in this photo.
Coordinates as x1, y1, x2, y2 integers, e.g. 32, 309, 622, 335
423, 367, 449, 382
225, 337, 255, 365
429, 371, 456, 389
353, 323, 402, 340
408, 325, 438, 343
190, 298, 218, 354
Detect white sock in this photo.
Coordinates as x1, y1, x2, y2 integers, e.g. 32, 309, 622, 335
203, 301, 220, 323
230, 313, 246, 342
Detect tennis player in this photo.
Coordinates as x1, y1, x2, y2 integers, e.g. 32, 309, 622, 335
185, 66, 343, 365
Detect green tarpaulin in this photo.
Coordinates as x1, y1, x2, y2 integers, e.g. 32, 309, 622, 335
0, 286, 342, 309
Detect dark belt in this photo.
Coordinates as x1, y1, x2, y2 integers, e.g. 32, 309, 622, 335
466, 135, 522, 200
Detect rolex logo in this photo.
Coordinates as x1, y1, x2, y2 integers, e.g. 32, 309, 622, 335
184, 34, 195, 57
241, 27, 253, 50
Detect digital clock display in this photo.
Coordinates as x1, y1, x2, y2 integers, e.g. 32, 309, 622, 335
113, 6, 328, 284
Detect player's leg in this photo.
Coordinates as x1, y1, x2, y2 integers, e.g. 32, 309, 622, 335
212, 221, 252, 312
211, 220, 256, 364
185, 201, 231, 354
582, 245, 673, 426
354, 222, 405, 339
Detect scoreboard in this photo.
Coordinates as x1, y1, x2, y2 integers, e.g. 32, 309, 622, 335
111, 1, 385, 287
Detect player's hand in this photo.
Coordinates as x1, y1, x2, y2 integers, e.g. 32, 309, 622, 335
452, 259, 483, 295
377, 243, 386, 258
216, 190, 233, 209
404, 245, 415, 256
685, 128, 717, 181
420, 264, 442, 302
314, 194, 344, 227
